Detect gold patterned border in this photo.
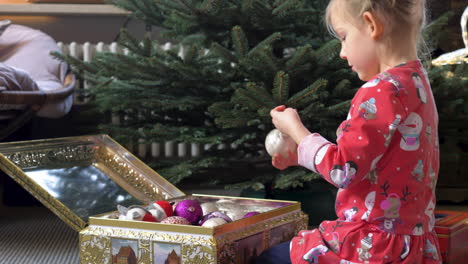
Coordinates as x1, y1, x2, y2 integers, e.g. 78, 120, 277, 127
95, 135, 185, 199
80, 209, 307, 263
0, 134, 185, 232
2, 143, 96, 168
0, 135, 184, 201
217, 210, 307, 244
89, 217, 215, 236
97, 147, 171, 202
2, 141, 176, 204
80, 226, 217, 264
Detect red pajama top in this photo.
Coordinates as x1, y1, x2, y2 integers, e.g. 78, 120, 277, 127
290, 60, 442, 263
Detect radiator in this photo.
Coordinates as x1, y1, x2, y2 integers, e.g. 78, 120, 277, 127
56, 42, 226, 159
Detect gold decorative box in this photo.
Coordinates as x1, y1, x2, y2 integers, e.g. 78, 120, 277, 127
0, 135, 307, 264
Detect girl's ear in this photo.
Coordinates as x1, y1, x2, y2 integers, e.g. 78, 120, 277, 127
362, 11, 383, 40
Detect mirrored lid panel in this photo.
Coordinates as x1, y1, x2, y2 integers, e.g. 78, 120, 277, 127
0, 135, 184, 231
23, 162, 141, 220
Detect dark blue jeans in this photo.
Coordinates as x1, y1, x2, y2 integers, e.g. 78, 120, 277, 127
255, 241, 292, 264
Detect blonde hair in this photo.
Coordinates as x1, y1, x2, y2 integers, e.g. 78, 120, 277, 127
325, 0, 429, 57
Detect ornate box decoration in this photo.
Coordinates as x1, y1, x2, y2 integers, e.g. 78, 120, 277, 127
0, 135, 307, 264
434, 210, 468, 264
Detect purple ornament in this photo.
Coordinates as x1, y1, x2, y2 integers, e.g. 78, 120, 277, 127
174, 199, 203, 224
243, 212, 260, 218
199, 211, 233, 226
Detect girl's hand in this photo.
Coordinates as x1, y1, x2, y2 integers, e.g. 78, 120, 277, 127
272, 150, 298, 170
270, 105, 311, 144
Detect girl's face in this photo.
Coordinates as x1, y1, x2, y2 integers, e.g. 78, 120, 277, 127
331, 4, 380, 81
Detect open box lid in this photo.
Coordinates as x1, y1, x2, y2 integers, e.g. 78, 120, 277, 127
0, 134, 185, 232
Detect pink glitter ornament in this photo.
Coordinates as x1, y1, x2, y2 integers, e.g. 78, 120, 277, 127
174, 199, 203, 224
160, 216, 191, 225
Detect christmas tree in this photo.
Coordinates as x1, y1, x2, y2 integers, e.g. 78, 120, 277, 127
55, 1, 466, 194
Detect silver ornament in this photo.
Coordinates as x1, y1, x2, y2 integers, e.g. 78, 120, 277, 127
226, 207, 245, 221
201, 217, 228, 227
200, 202, 219, 215
125, 207, 146, 221
265, 129, 297, 158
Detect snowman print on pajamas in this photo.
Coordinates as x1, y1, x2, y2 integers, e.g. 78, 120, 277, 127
330, 161, 358, 188
425, 125, 432, 145
362, 191, 376, 221
428, 165, 437, 191
362, 78, 380, 88
412, 72, 427, 104
424, 239, 439, 260
425, 199, 436, 231
412, 222, 424, 236
378, 72, 406, 95
411, 160, 425, 181
384, 115, 402, 147
297, 230, 320, 246
340, 261, 359, 264
357, 233, 373, 263
400, 235, 411, 260
303, 244, 329, 263
344, 207, 359, 222
398, 112, 423, 151
359, 98, 378, 120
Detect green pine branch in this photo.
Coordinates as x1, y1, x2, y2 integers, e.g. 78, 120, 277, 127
272, 71, 290, 104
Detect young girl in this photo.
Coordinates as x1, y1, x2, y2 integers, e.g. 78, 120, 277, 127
257, 0, 442, 263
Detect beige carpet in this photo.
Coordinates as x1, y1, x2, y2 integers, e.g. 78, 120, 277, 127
0, 206, 79, 264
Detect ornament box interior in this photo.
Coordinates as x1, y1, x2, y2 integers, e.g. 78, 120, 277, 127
0, 135, 307, 264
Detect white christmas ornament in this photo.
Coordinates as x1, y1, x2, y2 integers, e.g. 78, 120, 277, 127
201, 217, 228, 227
125, 207, 146, 221
225, 207, 245, 221
265, 129, 297, 158
200, 202, 218, 215
148, 208, 166, 222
